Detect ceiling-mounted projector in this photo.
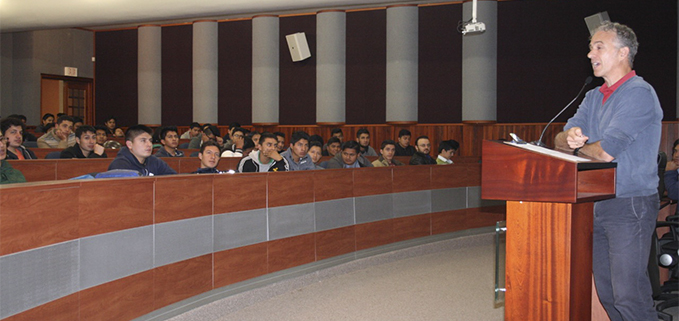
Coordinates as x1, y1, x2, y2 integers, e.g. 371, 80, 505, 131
462, 21, 486, 35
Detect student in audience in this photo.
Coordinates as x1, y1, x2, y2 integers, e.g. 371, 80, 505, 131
154, 126, 185, 157
0, 131, 26, 184
37, 115, 76, 148
223, 121, 242, 151
193, 141, 223, 174
113, 127, 125, 137
104, 116, 117, 136
223, 127, 245, 154
436, 140, 460, 165
372, 139, 404, 167
665, 138, 678, 202
1, 118, 36, 159
60, 125, 107, 158
247, 131, 261, 150
108, 125, 177, 176
72, 117, 84, 131
308, 141, 325, 170
180, 122, 203, 139
326, 141, 373, 169
222, 134, 254, 158
35, 113, 55, 133
323, 136, 341, 157
7, 114, 37, 142
274, 132, 286, 153
281, 131, 315, 171
410, 136, 436, 165
356, 128, 378, 156
189, 125, 219, 149
94, 125, 108, 145
395, 129, 416, 156
238, 132, 289, 172
331, 128, 344, 141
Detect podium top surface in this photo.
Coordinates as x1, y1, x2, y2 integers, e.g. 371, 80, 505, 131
481, 140, 616, 203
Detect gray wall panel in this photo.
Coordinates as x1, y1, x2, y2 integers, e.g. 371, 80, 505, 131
155, 216, 213, 267
314, 198, 355, 231
268, 203, 315, 240
392, 190, 431, 218
431, 187, 467, 212
467, 186, 505, 208
0, 241, 79, 319
355, 194, 393, 224
214, 209, 268, 251
80, 226, 153, 290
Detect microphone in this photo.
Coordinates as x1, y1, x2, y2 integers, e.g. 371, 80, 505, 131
531, 76, 593, 147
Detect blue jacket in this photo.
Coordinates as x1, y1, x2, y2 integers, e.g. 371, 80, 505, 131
108, 147, 176, 176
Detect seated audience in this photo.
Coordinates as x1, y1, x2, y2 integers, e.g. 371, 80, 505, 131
35, 113, 54, 133
238, 132, 289, 172
356, 128, 378, 156
94, 125, 108, 145
308, 141, 325, 170
154, 126, 185, 157
436, 140, 460, 165
274, 132, 286, 153
0, 132, 26, 184
193, 141, 223, 174
114, 128, 125, 137
331, 128, 344, 141
223, 136, 255, 158
222, 127, 245, 155
37, 115, 76, 148
189, 125, 220, 149
281, 131, 315, 171
247, 131, 261, 151
372, 139, 404, 167
60, 125, 107, 158
180, 122, 203, 139
7, 114, 37, 142
665, 139, 678, 202
410, 136, 436, 165
1, 118, 36, 159
108, 125, 177, 176
104, 116, 117, 136
395, 129, 416, 156
323, 136, 341, 157
223, 121, 242, 151
326, 141, 373, 169
72, 117, 84, 131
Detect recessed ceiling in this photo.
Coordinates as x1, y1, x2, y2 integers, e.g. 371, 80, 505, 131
0, 0, 432, 32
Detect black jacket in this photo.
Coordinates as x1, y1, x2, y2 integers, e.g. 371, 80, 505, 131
6, 146, 36, 160
409, 152, 436, 165
60, 143, 107, 159
108, 147, 176, 176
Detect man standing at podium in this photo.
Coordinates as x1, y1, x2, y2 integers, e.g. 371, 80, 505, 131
555, 22, 662, 321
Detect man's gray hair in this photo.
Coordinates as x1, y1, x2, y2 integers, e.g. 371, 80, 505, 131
594, 21, 639, 68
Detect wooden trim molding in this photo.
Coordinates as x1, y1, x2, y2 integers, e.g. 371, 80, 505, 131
462, 120, 497, 125
386, 121, 418, 125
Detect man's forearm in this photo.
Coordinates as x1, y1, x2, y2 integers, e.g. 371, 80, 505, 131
578, 141, 614, 162
554, 131, 571, 150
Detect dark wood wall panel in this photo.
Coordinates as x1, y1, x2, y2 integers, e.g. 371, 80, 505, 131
218, 20, 253, 125
346, 9, 387, 124
497, 0, 677, 122
94, 29, 138, 127
279, 15, 317, 125
418, 5, 462, 124
161, 25, 193, 126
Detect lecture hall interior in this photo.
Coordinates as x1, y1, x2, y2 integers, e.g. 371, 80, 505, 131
0, 0, 677, 320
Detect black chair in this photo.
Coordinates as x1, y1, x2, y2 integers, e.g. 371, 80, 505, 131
45, 151, 61, 159
178, 142, 189, 149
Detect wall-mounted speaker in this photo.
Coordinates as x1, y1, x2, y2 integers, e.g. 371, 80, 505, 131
285, 32, 311, 62
584, 11, 610, 36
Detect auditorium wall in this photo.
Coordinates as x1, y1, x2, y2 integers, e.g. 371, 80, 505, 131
0, 28, 94, 122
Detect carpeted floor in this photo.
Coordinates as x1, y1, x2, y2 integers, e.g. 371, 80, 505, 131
167, 233, 504, 321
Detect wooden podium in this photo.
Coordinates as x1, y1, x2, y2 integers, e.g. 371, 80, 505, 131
481, 140, 616, 321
